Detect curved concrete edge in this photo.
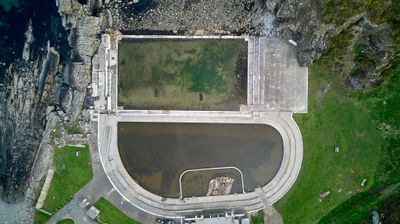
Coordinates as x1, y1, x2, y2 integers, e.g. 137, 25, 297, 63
98, 111, 303, 218
262, 113, 303, 204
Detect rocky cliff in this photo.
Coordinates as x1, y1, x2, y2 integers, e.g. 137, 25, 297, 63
265, 0, 398, 89
0, 43, 61, 201
0, 0, 109, 203
108, 0, 271, 35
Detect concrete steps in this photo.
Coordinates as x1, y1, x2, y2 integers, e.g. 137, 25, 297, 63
243, 37, 308, 113
247, 37, 254, 105
247, 37, 264, 106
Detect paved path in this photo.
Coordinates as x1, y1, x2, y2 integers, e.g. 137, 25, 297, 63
255, 188, 284, 224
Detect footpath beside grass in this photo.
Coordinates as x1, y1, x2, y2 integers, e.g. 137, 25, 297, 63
94, 197, 141, 224
34, 145, 93, 223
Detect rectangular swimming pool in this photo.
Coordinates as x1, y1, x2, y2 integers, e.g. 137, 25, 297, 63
117, 38, 248, 110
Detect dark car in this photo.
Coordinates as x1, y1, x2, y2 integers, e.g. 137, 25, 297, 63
156, 218, 174, 224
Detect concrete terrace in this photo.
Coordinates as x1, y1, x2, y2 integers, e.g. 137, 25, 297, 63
245, 37, 308, 113
82, 33, 308, 222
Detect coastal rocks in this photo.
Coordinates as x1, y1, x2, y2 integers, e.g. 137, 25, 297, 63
0, 61, 43, 201
0, 0, 103, 213
57, 0, 106, 120
270, 0, 328, 66
265, 0, 279, 13
0, 43, 60, 201
206, 177, 234, 196
74, 16, 101, 60
266, 0, 395, 90
108, 0, 257, 33
57, 0, 84, 29
347, 19, 392, 90
22, 20, 34, 62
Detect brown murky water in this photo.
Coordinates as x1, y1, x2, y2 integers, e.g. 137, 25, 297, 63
118, 122, 283, 197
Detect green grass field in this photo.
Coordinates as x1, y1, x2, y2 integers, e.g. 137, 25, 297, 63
251, 210, 265, 224
41, 145, 93, 213
56, 219, 74, 224
275, 61, 382, 223
34, 210, 51, 224
118, 38, 247, 110
275, 1, 400, 221
94, 198, 141, 224
275, 45, 400, 224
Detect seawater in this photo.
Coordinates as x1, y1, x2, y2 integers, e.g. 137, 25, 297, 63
0, 0, 70, 83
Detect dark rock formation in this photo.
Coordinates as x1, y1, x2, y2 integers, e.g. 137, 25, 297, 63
345, 19, 392, 90
108, 0, 259, 34
58, 0, 110, 119
0, 45, 61, 201
0, 0, 108, 202
265, 0, 395, 89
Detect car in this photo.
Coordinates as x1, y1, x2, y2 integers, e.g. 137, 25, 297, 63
79, 198, 90, 209
156, 218, 174, 224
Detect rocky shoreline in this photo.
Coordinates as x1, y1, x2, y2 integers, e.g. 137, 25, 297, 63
267, 0, 394, 89
0, 0, 107, 222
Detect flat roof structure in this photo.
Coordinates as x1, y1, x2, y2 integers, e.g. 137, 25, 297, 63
192, 217, 239, 224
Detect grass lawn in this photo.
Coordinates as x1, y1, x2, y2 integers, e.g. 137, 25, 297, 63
318, 68, 400, 223
276, 3, 400, 220
275, 61, 384, 223
251, 210, 265, 224
57, 219, 74, 224
118, 38, 247, 110
33, 210, 51, 224
275, 31, 400, 222
41, 145, 93, 214
33, 177, 50, 224
94, 197, 141, 224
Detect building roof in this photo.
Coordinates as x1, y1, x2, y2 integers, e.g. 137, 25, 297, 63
87, 206, 100, 219
193, 217, 239, 224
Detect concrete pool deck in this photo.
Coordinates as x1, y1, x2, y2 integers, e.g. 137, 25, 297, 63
84, 33, 307, 220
